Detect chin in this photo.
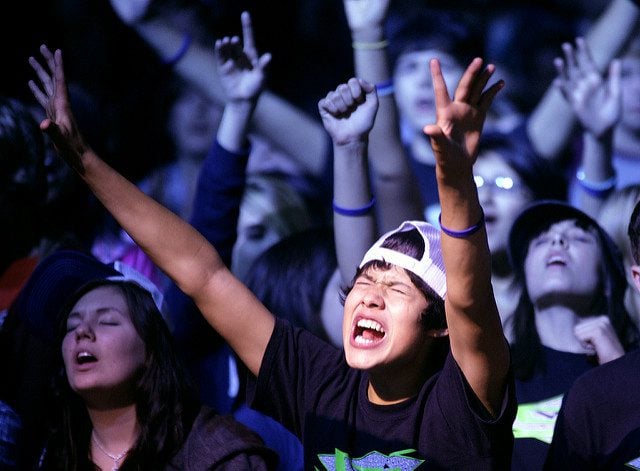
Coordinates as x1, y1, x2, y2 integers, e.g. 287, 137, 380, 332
345, 348, 381, 372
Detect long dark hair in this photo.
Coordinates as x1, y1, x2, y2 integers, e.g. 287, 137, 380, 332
511, 219, 639, 380
42, 280, 199, 470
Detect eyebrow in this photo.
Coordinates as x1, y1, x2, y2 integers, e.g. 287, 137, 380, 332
67, 306, 125, 320
360, 272, 412, 289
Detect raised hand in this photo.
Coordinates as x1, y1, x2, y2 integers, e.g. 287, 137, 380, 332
28, 45, 87, 174
215, 11, 271, 103
342, 0, 390, 35
553, 37, 622, 138
574, 315, 625, 364
109, 0, 151, 25
422, 57, 503, 173
318, 78, 379, 146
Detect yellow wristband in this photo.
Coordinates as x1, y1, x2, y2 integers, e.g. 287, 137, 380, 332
352, 39, 389, 50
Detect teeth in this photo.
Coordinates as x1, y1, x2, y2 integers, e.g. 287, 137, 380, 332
357, 318, 384, 333
354, 336, 375, 345
76, 351, 96, 363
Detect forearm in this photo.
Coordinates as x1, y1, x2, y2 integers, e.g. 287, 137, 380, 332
527, 0, 639, 160
351, 25, 423, 230
79, 148, 223, 295
217, 101, 256, 153
333, 140, 377, 285
136, 19, 227, 104
251, 92, 330, 176
437, 167, 492, 307
437, 166, 509, 414
575, 131, 615, 217
79, 145, 274, 374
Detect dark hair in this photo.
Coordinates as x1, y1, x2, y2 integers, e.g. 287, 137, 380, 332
479, 129, 567, 202
386, 7, 478, 74
245, 226, 336, 342
43, 280, 199, 470
0, 96, 46, 272
511, 218, 639, 380
628, 199, 640, 265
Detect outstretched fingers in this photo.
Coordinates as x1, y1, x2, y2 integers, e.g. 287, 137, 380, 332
453, 57, 502, 114
429, 59, 451, 110
477, 78, 504, 115
241, 11, 257, 63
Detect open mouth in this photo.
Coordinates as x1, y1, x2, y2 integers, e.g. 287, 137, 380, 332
484, 212, 497, 225
353, 318, 386, 346
546, 255, 567, 267
76, 351, 98, 365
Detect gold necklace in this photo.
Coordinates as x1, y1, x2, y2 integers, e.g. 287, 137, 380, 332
91, 431, 130, 471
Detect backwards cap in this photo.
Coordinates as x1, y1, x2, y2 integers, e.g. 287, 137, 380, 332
359, 220, 447, 298
12, 249, 165, 344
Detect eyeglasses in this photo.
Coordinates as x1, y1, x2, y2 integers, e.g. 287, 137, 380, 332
474, 175, 519, 191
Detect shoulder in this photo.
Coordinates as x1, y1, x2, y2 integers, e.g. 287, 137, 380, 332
173, 407, 278, 469
192, 407, 269, 447
567, 349, 640, 404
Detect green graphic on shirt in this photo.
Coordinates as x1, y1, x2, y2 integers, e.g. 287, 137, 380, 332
626, 455, 640, 470
513, 394, 564, 444
316, 448, 424, 470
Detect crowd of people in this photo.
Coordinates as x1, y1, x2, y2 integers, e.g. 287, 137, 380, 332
1, 0, 640, 469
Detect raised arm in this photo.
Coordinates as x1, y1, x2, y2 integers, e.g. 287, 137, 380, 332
526, 0, 639, 160
109, 0, 330, 178
215, 11, 271, 153
28, 45, 274, 377
166, 12, 271, 345
423, 58, 509, 415
342, 0, 424, 231
318, 77, 379, 285
554, 38, 622, 217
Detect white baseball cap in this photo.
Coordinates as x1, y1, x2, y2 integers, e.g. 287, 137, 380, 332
359, 220, 447, 298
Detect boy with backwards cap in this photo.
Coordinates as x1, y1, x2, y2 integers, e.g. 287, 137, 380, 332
28, 43, 515, 468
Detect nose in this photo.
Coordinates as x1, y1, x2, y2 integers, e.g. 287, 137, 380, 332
416, 68, 432, 87
551, 231, 567, 247
477, 184, 493, 204
361, 284, 385, 309
75, 321, 95, 341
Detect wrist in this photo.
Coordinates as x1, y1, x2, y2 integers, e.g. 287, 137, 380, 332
333, 136, 369, 150
226, 98, 258, 114
583, 126, 614, 144
163, 33, 192, 66
351, 25, 385, 43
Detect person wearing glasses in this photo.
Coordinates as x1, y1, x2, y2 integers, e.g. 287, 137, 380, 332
473, 130, 566, 341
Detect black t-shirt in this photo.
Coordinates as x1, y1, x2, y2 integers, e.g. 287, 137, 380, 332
545, 349, 640, 470
512, 347, 595, 471
248, 318, 516, 470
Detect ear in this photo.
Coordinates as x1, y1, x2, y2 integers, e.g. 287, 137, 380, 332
426, 328, 449, 338
631, 265, 640, 293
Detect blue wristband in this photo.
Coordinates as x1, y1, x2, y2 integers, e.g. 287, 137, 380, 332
333, 197, 376, 216
375, 79, 394, 97
438, 209, 485, 238
164, 33, 193, 66
576, 168, 616, 198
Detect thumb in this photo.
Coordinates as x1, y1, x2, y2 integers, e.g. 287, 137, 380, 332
358, 78, 375, 94
422, 124, 448, 156
423, 123, 444, 141
41, 119, 63, 144
258, 52, 272, 70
